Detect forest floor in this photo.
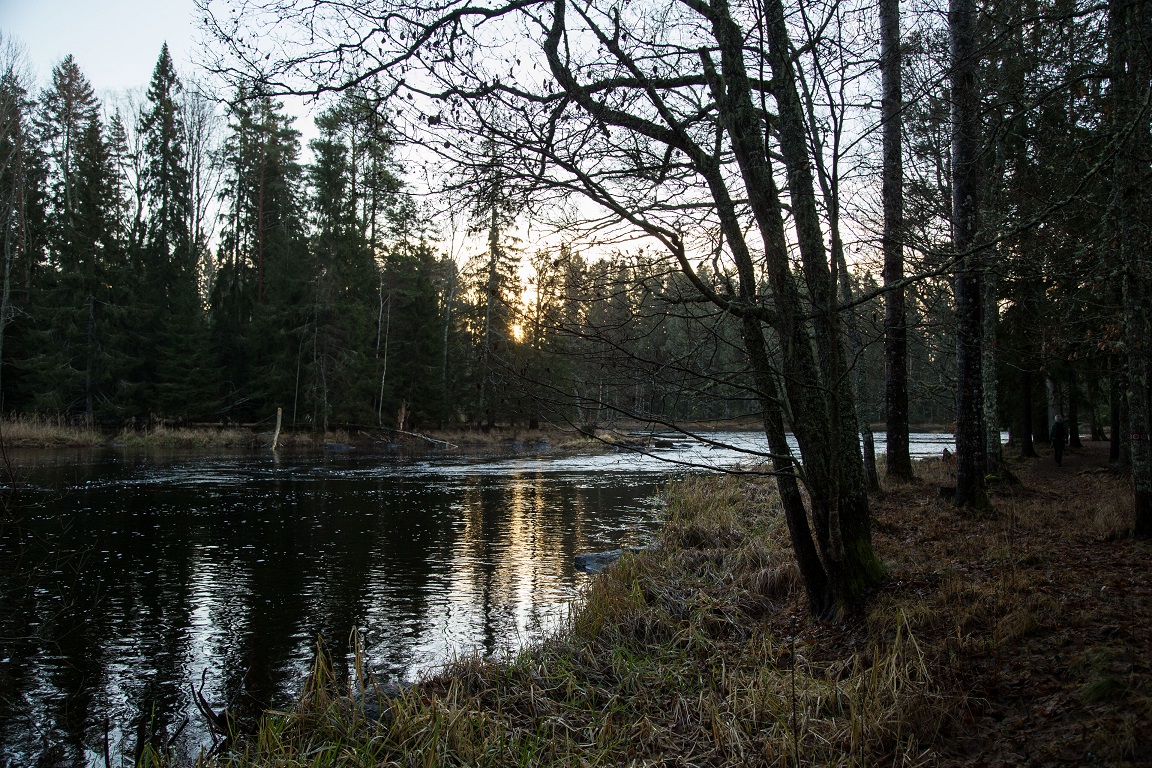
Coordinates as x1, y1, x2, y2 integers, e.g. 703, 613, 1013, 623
161, 440, 1150, 767
839, 439, 1150, 766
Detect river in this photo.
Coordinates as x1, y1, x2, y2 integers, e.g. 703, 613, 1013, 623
0, 431, 956, 766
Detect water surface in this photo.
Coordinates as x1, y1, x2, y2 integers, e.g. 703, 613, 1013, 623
0, 431, 957, 765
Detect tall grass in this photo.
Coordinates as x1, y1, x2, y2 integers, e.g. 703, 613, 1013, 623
0, 414, 104, 447
113, 425, 265, 449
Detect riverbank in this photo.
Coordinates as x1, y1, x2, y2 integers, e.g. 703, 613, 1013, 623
0, 415, 955, 452
0, 415, 602, 453
151, 439, 1148, 767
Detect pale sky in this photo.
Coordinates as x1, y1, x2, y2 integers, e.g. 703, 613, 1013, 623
0, 0, 201, 95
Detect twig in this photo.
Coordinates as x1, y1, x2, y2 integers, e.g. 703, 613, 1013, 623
394, 429, 458, 449
192, 669, 231, 740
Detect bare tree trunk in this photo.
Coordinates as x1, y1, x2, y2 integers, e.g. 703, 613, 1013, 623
881, 0, 913, 481
86, 292, 95, 424
982, 270, 1001, 472
1110, 355, 1123, 463
950, 0, 987, 507
256, 154, 266, 304
377, 292, 390, 426
796, 39, 880, 495
741, 316, 831, 615
441, 266, 456, 392
1046, 375, 1059, 428
1110, 0, 1152, 535
481, 204, 500, 429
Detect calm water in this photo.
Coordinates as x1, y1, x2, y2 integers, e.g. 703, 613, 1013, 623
0, 431, 956, 766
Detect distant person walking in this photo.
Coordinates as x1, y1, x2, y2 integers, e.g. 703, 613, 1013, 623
1051, 416, 1068, 466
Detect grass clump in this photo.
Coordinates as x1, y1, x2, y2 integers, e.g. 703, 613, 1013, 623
0, 414, 104, 447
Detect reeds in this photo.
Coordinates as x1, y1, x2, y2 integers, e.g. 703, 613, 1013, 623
113, 425, 264, 449
0, 414, 104, 447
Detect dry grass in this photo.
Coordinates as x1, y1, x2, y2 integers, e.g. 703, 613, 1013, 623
0, 414, 104, 447
113, 425, 265, 449
0, 413, 600, 454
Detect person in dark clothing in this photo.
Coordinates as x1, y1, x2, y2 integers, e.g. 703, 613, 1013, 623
1051, 416, 1068, 465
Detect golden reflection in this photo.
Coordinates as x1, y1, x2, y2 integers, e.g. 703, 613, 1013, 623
447, 472, 575, 657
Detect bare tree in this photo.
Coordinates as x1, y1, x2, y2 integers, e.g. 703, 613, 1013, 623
199, 0, 890, 611
181, 81, 224, 297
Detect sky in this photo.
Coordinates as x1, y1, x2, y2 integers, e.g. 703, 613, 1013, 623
0, 0, 202, 95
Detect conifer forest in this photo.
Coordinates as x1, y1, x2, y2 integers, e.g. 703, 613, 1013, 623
1, 0, 1150, 554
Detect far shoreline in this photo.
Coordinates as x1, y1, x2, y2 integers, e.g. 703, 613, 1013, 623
0, 414, 962, 453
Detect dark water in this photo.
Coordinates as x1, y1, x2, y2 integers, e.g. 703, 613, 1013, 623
0, 432, 958, 766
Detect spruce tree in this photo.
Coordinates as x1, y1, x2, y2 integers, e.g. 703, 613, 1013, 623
306, 105, 378, 427
138, 44, 215, 419
210, 89, 307, 422
24, 57, 122, 420
0, 65, 47, 408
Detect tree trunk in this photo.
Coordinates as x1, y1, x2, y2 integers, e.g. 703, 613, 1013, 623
1089, 373, 1106, 441
742, 315, 831, 614
881, 0, 913, 481
85, 291, 95, 424
760, 0, 882, 602
1110, 0, 1152, 535
1110, 356, 1122, 462
983, 270, 1001, 472
1068, 367, 1083, 448
256, 151, 267, 305
1019, 369, 1037, 458
950, 0, 986, 507
697, 0, 882, 609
